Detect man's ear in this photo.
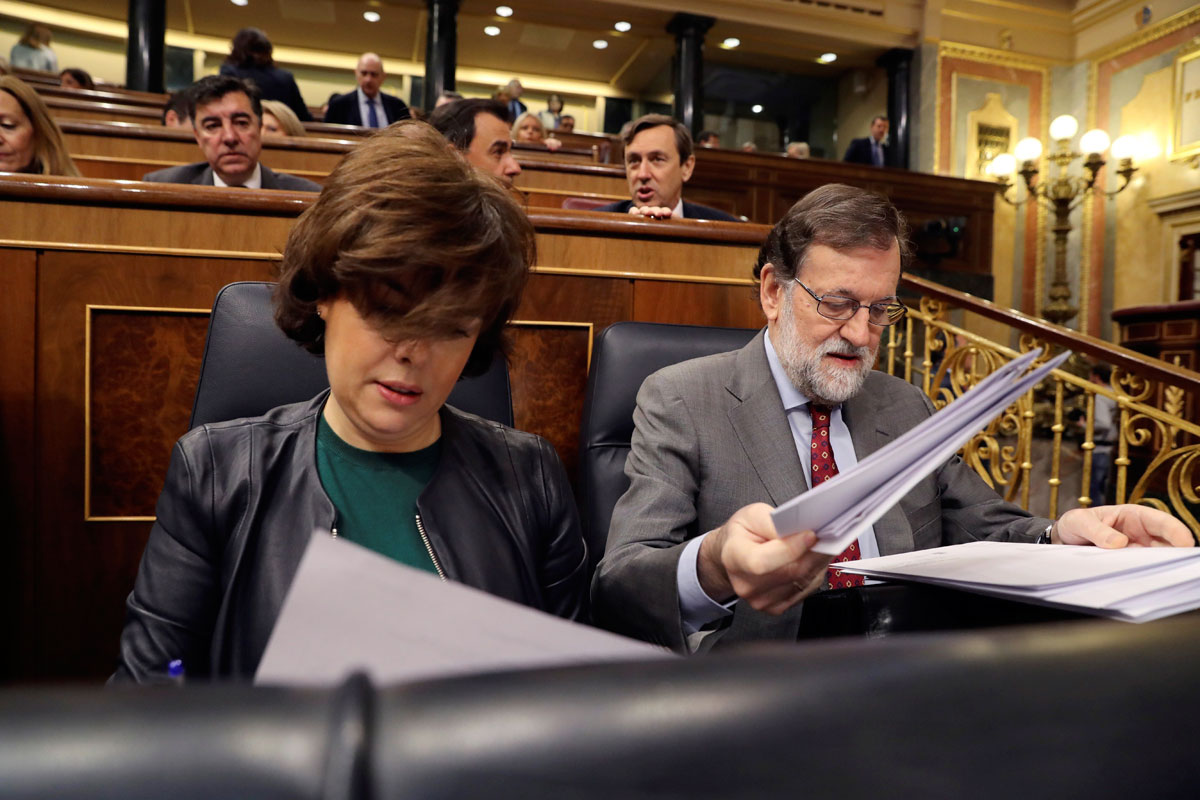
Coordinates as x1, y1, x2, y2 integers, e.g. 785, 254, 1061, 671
759, 263, 785, 324
680, 153, 695, 183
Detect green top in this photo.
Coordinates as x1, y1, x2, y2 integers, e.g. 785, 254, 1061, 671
315, 414, 441, 574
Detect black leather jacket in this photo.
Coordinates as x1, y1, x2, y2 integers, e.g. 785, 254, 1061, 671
112, 392, 587, 682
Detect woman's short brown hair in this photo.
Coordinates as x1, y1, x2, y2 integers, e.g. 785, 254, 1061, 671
275, 120, 534, 377
0, 76, 80, 177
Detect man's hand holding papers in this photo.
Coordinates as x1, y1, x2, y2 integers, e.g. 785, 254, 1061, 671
1053, 504, 1194, 548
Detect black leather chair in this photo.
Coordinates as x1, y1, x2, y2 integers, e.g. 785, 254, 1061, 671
189, 281, 513, 429
5, 616, 1200, 798
578, 321, 759, 571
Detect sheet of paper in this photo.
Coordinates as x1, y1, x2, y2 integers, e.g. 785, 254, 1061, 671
256, 531, 671, 687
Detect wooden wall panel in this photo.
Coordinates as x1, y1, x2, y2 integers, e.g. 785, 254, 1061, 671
88, 310, 210, 519
509, 324, 593, 479
521, 273, 632, 331
0, 248, 37, 681
632, 281, 765, 329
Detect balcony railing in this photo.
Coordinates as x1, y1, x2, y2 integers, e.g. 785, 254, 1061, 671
891, 274, 1200, 537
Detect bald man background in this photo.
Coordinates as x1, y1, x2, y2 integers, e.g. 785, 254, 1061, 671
323, 52, 411, 128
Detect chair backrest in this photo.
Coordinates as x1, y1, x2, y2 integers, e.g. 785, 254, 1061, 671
189, 282, 513, 429
578, 321, 759, 569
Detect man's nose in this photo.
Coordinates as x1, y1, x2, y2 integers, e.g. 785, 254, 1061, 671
840, 307, 873, 347
634, 161, 652, 180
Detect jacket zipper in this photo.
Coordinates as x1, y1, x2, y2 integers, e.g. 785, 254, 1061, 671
415, 514, 447, 581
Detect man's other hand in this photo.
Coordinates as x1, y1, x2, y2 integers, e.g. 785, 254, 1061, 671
1053, 504, 1195, 548
697, 503, 833, 615
627, 205, 674, 220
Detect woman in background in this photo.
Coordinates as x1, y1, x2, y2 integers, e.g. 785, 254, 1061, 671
9, 24, 57, 73
219, 27, 312, 121
261, 99, 306, 137
60, 67, 95, 90
537, 93, 564, 131
512, 111, 561, 152
0, 75, 80, 176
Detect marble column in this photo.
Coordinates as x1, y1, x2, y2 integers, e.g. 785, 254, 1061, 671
423, 0, 459, 111
125, 0, 166, 93
878, 48, 913, 169
666, 14, 715, 135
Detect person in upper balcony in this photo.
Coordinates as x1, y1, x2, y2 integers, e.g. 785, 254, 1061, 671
430, 98, 522, 186
219, 27, 312, 122
59, 68, 94, 90
786, 141, 811, 158
538, 93, 564, 131
512, 111, 561, 151
594, 114, 739, 222
0, 75, 79, 176
142, 75, 320, 191
843, 115, 889, 167
503, 78, 527, 120
558, 114, 575, 134
591, 183, 1194, 654
697, 130, 721, 149
323, 53, 410, 129
113, 121, 587, 683
9, 23, 56, 73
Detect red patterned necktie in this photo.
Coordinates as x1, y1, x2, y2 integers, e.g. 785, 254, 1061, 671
809, 404, 865, 589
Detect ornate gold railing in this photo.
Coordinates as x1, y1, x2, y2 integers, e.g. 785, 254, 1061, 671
891, 274, 1200, 537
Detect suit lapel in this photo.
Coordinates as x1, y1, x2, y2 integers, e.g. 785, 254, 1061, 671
843, 380, 914, 555
199, 165, 216, 186
259, 165, 278, 190
727, 332, 807, 507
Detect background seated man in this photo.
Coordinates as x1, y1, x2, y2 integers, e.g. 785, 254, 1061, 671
558, 114, 575, 133
429, 98, 522, 185
844, 115, 889, 167
161, 91, 189, 128
323, 52, 410, 128
143, 75, 320, 191
594, 114, 739, 222
591, 184, 1193, 653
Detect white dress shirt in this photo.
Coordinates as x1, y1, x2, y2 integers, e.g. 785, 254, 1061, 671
212, 162, 263, 189
676, 327, 880, 634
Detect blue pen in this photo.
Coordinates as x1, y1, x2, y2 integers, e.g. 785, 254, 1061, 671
167, 658, 185, 685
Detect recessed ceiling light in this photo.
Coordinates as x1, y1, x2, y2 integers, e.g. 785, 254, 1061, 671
614, 21, 631, 32
593, 39, 608, 49
722, 37, 740, 48
751, 104, 763, 113
496, 5, 513, 16
484, 25, 501, 36
363, 10, 380, 22
819, 52, 837, 63
230, 0, 248, 6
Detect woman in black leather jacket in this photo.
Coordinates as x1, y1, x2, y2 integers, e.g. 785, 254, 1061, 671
113, 121, 587, 682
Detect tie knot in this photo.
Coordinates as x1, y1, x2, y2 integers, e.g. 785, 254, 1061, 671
809, 404, 833, 427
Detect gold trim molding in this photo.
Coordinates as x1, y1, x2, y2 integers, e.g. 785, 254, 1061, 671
1083, 5, 1200, 64
937, 42, 1067, 70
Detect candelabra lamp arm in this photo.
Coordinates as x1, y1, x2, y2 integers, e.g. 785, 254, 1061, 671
1105, 158, 1138, 199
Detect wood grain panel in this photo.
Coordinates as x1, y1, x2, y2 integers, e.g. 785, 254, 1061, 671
632, 280, 766, 329
509, 324, 592, 481
0, 248, 37, 681
521, 273, 632, 331
88, 310, 210, 519
536, 230, 760, 281
33, 251, 277, 678
516, 166, 627, 195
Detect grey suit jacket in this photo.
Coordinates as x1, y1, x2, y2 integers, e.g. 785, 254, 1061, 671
142, 162, 321, 192
591, 329, 1048, 651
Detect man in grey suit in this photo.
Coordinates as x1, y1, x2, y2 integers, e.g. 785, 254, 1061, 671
143, 75, 320, 192
592, 183, 1192, 653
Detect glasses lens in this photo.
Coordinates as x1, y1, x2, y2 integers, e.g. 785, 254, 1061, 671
818, 297, 857, 319
868, 303, 906, 325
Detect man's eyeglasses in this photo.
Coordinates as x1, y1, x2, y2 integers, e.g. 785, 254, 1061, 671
793, 279, 907, 327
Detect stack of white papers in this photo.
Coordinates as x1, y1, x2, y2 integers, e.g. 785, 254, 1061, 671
771, 347, 1072, 556
830, 541, 1200, 622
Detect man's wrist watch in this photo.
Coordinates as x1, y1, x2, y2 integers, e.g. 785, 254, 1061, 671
1036, 523, 1054, 544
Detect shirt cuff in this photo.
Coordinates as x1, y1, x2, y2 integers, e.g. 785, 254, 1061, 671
677, 533, 738, 635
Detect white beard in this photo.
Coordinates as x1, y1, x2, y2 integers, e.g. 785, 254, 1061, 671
772, 291, 876, 406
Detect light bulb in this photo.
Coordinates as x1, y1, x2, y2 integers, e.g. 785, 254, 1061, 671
1049, 114, 1078, 141
722, 38, 741, 48
614, 21, 631, 32
818, 53, 837, 64
484, 25, 501, 36
495, 6, 513, 16
1079, 129, 1110, 154
1014, 137, 1042, 162
989, 153, 1016, 177
363, 10, 380, 22
1110, 134, 1137, 160
592, 39, 608, 49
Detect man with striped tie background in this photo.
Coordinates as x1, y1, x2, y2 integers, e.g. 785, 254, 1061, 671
324, 52, 410, 128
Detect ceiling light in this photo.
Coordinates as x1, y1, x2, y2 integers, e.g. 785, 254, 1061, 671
751, 104, 763, 113
496, 5, 513, 16
230, 0, 248, 6
484, 25, 501, 36
614, 21, 631, 32
363, 10, 380, 22
593, 39, 608, 49
722, 37, 740, 48
819, 52, 837, 63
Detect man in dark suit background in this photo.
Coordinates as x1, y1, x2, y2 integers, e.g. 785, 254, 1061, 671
323, 53, 410, 128
143, 75, 320, 191
595, 114, 740, 222
843, 114, 889, 167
